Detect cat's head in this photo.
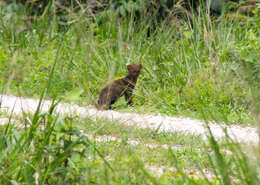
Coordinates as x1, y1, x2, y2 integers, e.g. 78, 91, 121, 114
127, 64, 142, 77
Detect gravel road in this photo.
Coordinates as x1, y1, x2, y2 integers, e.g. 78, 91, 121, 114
0, 94, 258, 144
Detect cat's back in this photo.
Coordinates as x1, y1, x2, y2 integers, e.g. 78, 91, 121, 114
98, 80, 125, 104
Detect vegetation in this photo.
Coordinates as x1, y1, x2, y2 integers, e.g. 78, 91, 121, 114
1, 101, 259, 184
0, 98, 259, 184
0, 0, 259, 124
0, 0, 259, 184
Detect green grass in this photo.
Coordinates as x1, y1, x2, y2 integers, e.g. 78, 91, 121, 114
0, 1, 259, 125
0, 1, 260, 184
76, 117, 202, 144
1, 103, 259, 184
0, 111, 222, 183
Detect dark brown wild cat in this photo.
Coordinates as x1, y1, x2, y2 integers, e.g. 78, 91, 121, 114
97, 64, 142, 110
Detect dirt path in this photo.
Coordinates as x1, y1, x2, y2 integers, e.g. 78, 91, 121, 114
0, 94, 258, 144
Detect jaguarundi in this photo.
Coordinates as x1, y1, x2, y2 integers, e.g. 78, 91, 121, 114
97, 64, 142, 110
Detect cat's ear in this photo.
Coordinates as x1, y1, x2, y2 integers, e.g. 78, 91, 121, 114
138, 64, 142, 69
127, 64, 132, 71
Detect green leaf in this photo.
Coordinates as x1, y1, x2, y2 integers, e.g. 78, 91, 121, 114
63, 88, 84, 102
10, 180, 19, 185
71, 152, 81, 163
183, 31, 193, 39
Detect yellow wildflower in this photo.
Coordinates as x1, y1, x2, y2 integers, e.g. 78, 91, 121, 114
71, 74, 77, 79
189, 173, 196, 178
177, 173, 181, 177
115, 76, 121, 79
